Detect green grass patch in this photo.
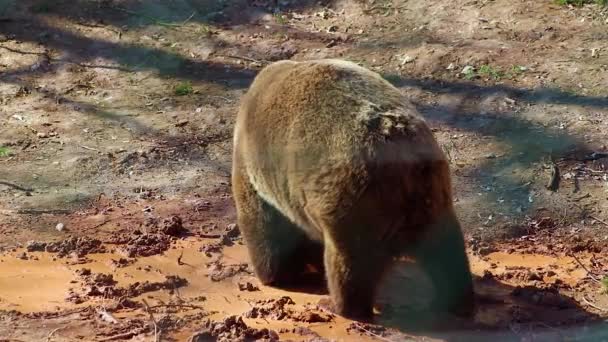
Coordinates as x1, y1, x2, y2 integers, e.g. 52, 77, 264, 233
462, 67, 476, 80
0, 146, 11, 157
174, 81, 193, 96
555, 0, 607, 6
478, 65, 504, 80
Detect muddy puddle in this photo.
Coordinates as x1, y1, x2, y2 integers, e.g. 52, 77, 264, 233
1, 235, 606, 341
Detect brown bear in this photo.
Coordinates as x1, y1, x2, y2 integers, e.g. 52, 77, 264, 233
231, 59, 474, 320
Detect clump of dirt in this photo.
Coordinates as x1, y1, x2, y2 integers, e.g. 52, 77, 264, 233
26, 236, 106, 257
160, 215, 187, 237
291, 310, 334, 323
191, 315, 279, 342
116, 233, 171, 257
143, 215, 188, 236
200, 242, 224, 257
243, 296, 331, 323
208, 261, 252, 281
109, 257, 135, 268
237, 281, 259, 292
570, 239, 605, 253
72, 270, 188, 300
244, 296, 296, 320
117, 275, 189, 298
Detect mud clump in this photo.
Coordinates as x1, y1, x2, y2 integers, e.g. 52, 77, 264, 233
117, 233, 171, 257
208, 261, 252, 281
144, 214, 188, 236
27, 236, 106, 257
117, 275, 188, 297
244, 296, 296, 321
237, 281, 259, 292
291, 310, 334, 323
191, 315, 279, 342
79, 271, 118, 297
570, 239, 604, 253
200, 242, 224, 257
25, 241, 46, 252
109, 257, 135, 268
161, 215, 187, 237
74, 270, 187, 300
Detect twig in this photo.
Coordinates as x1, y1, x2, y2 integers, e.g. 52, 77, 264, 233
148, 303, 206, 310
0, 181, 33, 193
353, 323, 394, 342
582, 295, 608, 312
570, 253, 601, 283
218, 54, 267, 65
181, 12, 196, 25
589, 215, 608, 227
142, 299, 160, 342
80, 145, 100, 152
16, 209, 71, 215
177, 251, 185, 265
46, 327, 64, 342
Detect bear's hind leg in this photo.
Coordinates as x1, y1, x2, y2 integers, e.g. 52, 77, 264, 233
232, 168, 321, 288
322, 231, 390, 320
413, 211, 475, 317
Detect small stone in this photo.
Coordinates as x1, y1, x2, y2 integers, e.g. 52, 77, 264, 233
37, 132, 48, 138
401, 55, 415, 64
461, 65, 474, 74
56, 223, 65, 232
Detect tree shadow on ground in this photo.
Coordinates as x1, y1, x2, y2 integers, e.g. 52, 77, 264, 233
388, 76, 608, 109
381, 74, 606, 227
7, 0, 336, 28
0, 15, 257, 88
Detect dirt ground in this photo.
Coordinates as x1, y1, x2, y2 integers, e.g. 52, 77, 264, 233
1, 0, 608, 340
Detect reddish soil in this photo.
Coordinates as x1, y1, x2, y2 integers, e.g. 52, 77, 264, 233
2, 0, 608, 340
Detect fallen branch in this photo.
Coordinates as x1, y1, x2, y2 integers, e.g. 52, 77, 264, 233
148, 303, 206, 310
0, 180, 33, 193
589, 215, 608, 227
218, 54, 268, 65
582, 295, 608, 312
142, 299, 160, 342
80, 145, 100, 152
570, 253, 601, 283
181, 11, 196, 25
46, 327, 65, 342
